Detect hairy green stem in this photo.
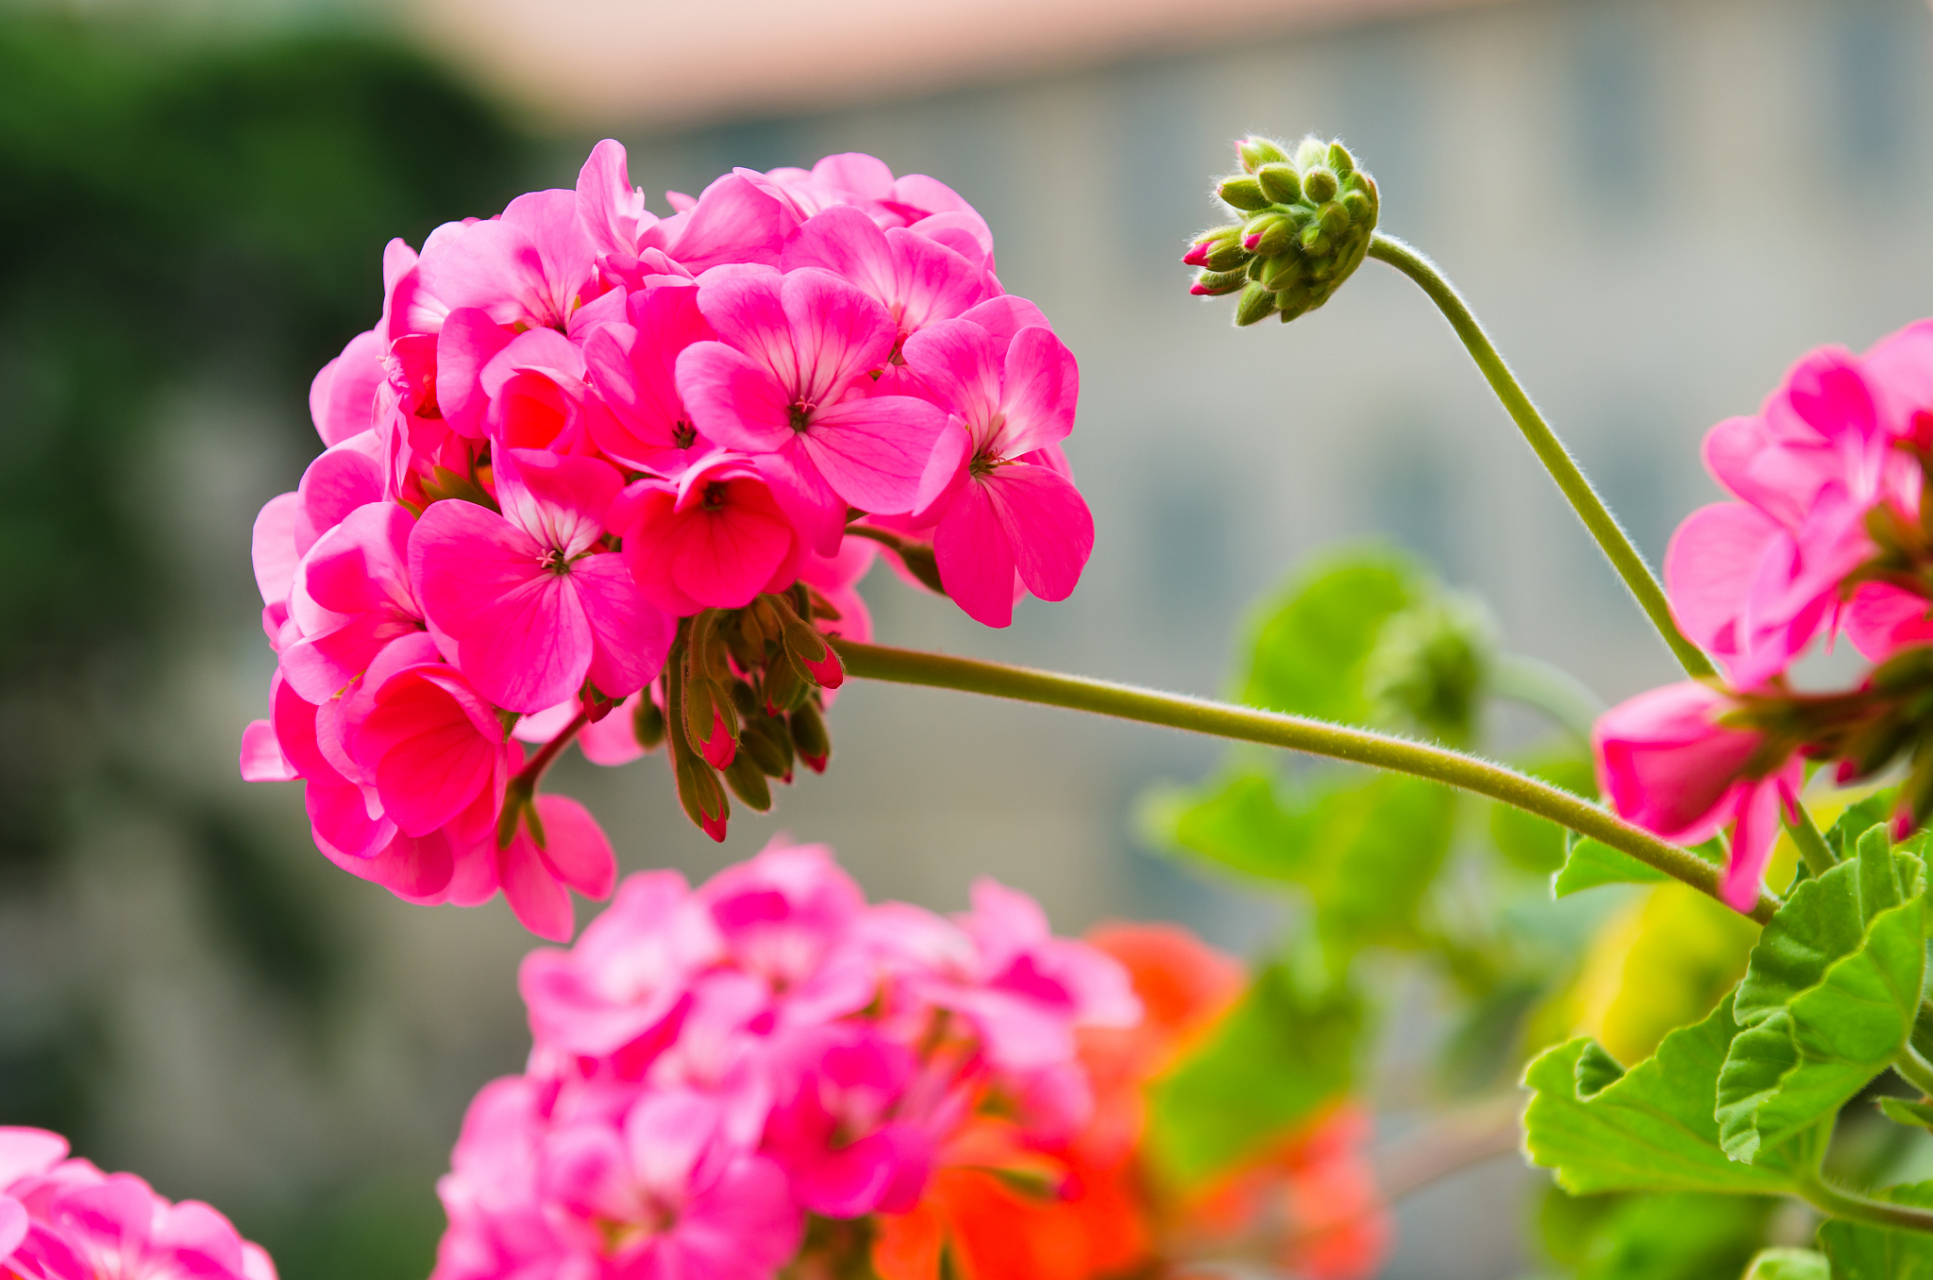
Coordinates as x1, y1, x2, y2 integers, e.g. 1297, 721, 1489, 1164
510, 708, 589, 793
1785, 806, 1840, 879
1366, 234, 1714, 680
833, 640, 1776, 924
1897, 1044, 1933, 1098
1797, 1167, 1933, 1237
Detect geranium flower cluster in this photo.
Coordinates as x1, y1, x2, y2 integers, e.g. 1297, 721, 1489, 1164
0, 1128, 276, 1280
430, 840, 1388, 1280
240, 142, 1094, 939
1593, 319, 1933, 908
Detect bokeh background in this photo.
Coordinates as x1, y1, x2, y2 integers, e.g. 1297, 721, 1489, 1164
2, 0, 1930, 1276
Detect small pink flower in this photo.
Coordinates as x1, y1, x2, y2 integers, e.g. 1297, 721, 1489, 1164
675, 268, 949, 553
1594, 681, 1803, 912
899, 319, 1093, 627
697, 839, 876, 1027
278, 502, 424, 703
781, 206, 995, 364
496, 794, 618, 942
762, 1023, 935, 1217
354, 659, 511, 842
539, 1092, 800, 1280
410, 449, 673, 713
614, 453, 804, 616
583, 284, 718, 476
309, 329, 386, 447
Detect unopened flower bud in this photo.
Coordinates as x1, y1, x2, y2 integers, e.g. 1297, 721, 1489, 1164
674, 754, 729, 842
783, 621, 844, 689
1364, 591, 1497, 743
1183, 224, 1240, 267
1235, 282, 1279, 326
762, 652, 808, 714
1193, 133, 1379, 326
632, 695, 666, 752
1236, 135, 1289, 172
1189, 268, 1247, 297
1216, 176, 1271, 212
1256, 163, 1302, 205
739, 713, 795, 780
789, 702, 831, 774
721, 751, 774, 811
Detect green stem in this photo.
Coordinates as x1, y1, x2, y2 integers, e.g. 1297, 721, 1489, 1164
1797, 1167, 1933, 1237
1491, 653, 1605, 744
1785, 805, 1840, 879
1366, 234, 1715, 680
510, 709, 589, 793
1897, 1043, 1933, 1097
833, 639, 1776, 924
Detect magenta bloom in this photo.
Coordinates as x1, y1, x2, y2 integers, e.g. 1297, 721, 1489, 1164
675, 268, 948, 553
781, 205, 994, 363
583, 284, 717, 476
497, 794, 619, 943
761, 1024, 934, 1217
900, 319, 1094, 627
696, 839, 876, 1027
538, 1092, 800, 1280
410, 449, 673, 713
1665, 325, 1933, 686
0, 1129, 277, 1280
615, 454, 804, 616
1594, 681, 1803, 912
354, 658, 510, 842
279, 502, 424, 703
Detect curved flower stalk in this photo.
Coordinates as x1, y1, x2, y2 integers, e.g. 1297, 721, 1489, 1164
431, 839, 1389, 1280
0, 1128, 278, 1280
242, 143, 1098, 936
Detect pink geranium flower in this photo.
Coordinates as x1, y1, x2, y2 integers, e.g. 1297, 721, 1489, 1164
781, 206, 995, 365
614, 453, 804, 616
538, 1092, 801, 1280
1593, 681, 1803, 912
696, 839, 876, 1027
583, 284, 718, 476
675, 268, 949, 553
496, 794, 619, 942
354, 658, 512, 842
278, 502, 424, 703
899, 320, 1094, 627
762, 1023, 935, 1217
410, 449, 673, 713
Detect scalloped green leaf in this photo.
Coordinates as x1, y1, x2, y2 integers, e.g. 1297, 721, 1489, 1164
1742, 1248, 1829, 1280
1553, 834, 1670, 896
1818, 1181, 1933, 1278
1239, 548, 1418, 723
1714, 827, 1927, 1163
1523, 995, 1809, 1196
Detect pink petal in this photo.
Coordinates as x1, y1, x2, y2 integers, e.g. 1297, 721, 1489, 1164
0, 1127, 68, 1185
309, 330, 385, 447
994, 327, 1079, 457
812, 152, 897, 200
934, 480, 1019, 627
1593, 682, 1764, 842
981, 463, 1093, 603
0, 1197, 24, 1261
1664, 502, 1781, 658
295, 440, 383, 554
251, 493, 302, 607
668, 172, 798, 271
359, 667, 504, 836
499, 834, 575, 942
533, 794, 617, 900
571, 553, 675, 697
346, 829, 457, 903
899, 319, 1002, 430
801, 395, 948, 514
676, 342, 795, 452
239, 720, 297, 782
781, 268, 897, 403
576, 138, 654, 261
1846, 580, 1933, 662
1723, 764, 1803, 913
754, 440, 850, 556
414, 218, 554, 329
493, 447, 621, 560
436, 309, 516, 439
619, 485, 707, 616
410, 497, 593, 713
959, 295, 1051, 354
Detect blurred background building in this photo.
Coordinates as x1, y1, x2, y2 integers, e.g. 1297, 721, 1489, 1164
1, 0, 1929, 1276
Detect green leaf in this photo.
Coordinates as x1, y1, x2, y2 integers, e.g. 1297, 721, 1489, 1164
1566, 1193, 1772, 1280
1151, 769, 1455, 958
1523, 995, 1809, 1196
1145, 960, 1362, 1188
1715, 827, 1927, 1163
1826, 790, 1899, 861
1492, 747, 1597, 875
1239, 548, 1417, 723
1554, 833, 1671, 896
1742, 1248, 1830, 1280
1138, 769, 1315, 882
1879, 1097, 1933, 1130
1818, 1181, 1933, 1279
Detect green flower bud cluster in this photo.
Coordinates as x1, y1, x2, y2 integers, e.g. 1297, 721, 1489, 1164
1364, 591, 1497, 744
1185, 135, 1379, 326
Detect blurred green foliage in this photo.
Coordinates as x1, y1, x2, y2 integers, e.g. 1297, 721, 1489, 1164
0, 9, 529, 1265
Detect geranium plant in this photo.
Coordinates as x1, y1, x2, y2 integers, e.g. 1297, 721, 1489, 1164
10, 121, 1933, 1280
